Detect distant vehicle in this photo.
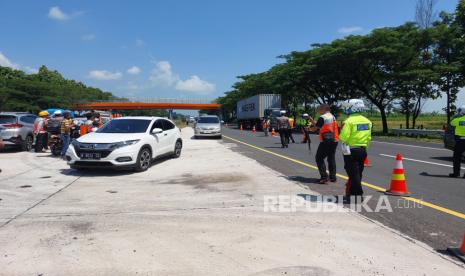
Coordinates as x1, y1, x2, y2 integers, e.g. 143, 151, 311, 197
194, 115, 222, 139
66, 117, 182, 172
236, 94, 281, 130
188, 116, 196, 124
0, 112, 36, 151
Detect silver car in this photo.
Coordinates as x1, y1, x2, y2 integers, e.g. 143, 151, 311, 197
194, 115, 222, 139
0, 112, 36, 151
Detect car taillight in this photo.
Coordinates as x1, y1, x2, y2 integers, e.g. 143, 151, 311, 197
3, 123, 23, 128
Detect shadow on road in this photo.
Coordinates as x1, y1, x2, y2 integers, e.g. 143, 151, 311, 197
285, 175, 321, 184
419, 172, 454, 178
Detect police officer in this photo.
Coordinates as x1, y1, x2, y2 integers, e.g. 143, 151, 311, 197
277, 110, 290, 148
339, 99, 372, 201
449, 105, 465, 178
311, 104, 339, 183
288, 116, 295, 143
301, 113, 313, 143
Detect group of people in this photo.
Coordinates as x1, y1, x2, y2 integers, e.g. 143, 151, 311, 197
32, 110, 103, 159
273, 99, 372, 202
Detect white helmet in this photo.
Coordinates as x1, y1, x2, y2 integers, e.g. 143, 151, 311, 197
53, 110, 63, 116
280, 110, 287, 115
457, 105, 465, 115
342, 99, 366, 115
302, 113, 309, 118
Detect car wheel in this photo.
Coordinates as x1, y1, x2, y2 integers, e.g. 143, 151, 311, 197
172, 140, 182, 158
217, 135, 222, 139
22, 135, 33, 151
135, 147, 152, 172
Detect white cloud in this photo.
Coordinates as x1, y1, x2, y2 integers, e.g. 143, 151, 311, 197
176, 75, 215, 94
88, 70, 122, 80
149, 61, 179, 86
149, 61, 215, 94
24, 66, 38, 74
338, 26, 363, 34
0, 52, 19, 69
48, 6, 70, 21
81, 34, 95, 41
127, 66, 141, 75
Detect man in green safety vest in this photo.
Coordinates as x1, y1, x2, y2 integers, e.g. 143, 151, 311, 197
449, 105, 465, 178
339, 99, 372, 202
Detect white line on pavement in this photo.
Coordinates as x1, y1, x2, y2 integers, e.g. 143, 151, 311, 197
379, 153, 465, 169
372, 141, 449, 151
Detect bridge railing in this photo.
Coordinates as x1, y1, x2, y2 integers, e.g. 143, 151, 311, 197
90, 97, 217, 104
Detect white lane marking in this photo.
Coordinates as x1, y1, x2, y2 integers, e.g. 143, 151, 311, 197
379, 154, 465, 169
372, 140, 449, 151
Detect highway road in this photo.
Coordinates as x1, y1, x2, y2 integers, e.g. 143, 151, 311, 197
221, 126, 465, 255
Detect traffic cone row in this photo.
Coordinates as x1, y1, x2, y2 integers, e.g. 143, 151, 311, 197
448, 233, 465, 263
385, 153, 410, 196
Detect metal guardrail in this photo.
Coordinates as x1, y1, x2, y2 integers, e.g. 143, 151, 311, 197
390, 128, 444, 137
92, 97, 217, 104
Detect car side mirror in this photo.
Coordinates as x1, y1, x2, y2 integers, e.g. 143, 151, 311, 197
221, 120, 224, 124
152, 128, 163, 134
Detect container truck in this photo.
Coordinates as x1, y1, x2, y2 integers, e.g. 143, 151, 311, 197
236, 94, 281, 130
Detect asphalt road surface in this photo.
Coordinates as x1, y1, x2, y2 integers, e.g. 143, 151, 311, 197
221, 126, 465, 255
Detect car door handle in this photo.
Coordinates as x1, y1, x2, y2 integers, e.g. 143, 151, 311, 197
164, 133, 168, 136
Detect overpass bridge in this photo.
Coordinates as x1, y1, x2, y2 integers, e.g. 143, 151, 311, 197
73, 98, 221, 111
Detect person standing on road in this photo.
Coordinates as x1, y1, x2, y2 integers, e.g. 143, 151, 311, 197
287, 116, 296, 143
449, 105, 465, 178
60, 112, 73, 159
263, 117, 270, 137
310, 104, 339, 184
301, 113, 314, 144
277, 110, 290, 148
33, 111, 49, 152
339, 99, 372, 202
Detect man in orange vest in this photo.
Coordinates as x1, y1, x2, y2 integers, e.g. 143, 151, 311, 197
311, 104, 339, 184
287, 116, 295, 143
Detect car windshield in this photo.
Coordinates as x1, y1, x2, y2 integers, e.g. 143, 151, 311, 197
96, 119, 150, 133
0, 115, 17, 124
198, 117, 219, 124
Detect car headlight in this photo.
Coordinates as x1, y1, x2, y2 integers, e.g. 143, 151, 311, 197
111, 139, 140, 149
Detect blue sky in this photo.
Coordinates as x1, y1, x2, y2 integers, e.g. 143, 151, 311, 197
0, 0, 460, 112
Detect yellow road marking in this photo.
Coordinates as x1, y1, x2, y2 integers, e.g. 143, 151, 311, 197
223, 134, 465, 220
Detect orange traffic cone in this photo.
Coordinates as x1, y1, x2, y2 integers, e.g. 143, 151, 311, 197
252, 125, 256, 133
240, 124, 243, 131
364, 157, 371, 167
271, 128, 276, 137
448, 233, 465, 263
385, 153, 410, 196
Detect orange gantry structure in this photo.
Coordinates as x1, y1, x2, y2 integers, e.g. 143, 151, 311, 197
73, 102, 221, 110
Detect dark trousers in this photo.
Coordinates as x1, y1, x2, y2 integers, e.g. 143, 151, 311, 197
453, 139, 465, 175
287, 129, 295, 143
278, 129, 288, 147
316, 141, 338, 179
34, 133, 47, 152
343, 147, 367, 196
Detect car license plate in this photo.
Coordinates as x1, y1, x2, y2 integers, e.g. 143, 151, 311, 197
80, 152, 101, 160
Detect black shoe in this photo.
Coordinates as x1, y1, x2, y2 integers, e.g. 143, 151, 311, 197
318, 178, 328, 184
329, 177, 337, 182
449, 173, 459, 178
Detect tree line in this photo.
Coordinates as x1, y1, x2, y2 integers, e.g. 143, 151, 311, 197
217, 0, 465, 133
0, 65, 117, 114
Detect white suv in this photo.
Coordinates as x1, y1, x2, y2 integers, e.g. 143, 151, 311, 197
66, 117, 182, 172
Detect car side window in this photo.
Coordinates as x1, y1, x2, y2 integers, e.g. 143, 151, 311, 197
162, 119, 175, 131
151, 120, 164, 132
20, 116, 35, 124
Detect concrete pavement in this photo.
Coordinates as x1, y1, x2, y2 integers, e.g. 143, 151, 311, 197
0, 127, 464, 275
